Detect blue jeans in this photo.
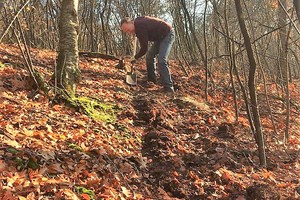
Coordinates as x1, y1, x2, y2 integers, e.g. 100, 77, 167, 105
146, 29, 175, 89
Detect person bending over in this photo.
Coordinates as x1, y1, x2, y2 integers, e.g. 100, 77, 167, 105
121, 16, 175, 93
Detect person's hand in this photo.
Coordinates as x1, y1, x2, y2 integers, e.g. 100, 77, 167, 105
130, 59, 137, 65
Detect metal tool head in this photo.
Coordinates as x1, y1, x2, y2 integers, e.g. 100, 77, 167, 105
125, 65, 137, 85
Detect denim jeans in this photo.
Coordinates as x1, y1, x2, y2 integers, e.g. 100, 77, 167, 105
146, 29, 175, 89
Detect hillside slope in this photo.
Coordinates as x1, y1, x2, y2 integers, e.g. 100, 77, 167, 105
0, 44, 299, 199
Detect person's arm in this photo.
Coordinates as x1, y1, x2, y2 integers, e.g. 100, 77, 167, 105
134, 30, 148, 59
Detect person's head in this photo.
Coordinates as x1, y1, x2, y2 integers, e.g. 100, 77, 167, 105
121, 17, 135, 35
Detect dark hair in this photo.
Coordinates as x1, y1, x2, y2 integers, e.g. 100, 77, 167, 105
120, 17, 133, 26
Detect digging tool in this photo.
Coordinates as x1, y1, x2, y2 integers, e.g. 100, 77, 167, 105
125, 64, 137, 85
125, 37, 137, 85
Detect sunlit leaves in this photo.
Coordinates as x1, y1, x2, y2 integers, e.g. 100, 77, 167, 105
0, 43, 299, 199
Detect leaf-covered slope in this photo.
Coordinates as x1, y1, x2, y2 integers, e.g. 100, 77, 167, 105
0, 44, 299, 199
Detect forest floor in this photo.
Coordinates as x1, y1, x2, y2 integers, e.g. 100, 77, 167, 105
0, 44, 299, 200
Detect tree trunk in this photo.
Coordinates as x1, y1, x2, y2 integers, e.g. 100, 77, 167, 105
56, 0, 81, 95
294, 0, 300, 24
90, 0, 96, 51
180, 0, 205, 62
278, 0, 288, 82
234, 0, 267, 167
204, 0, 209, 101
100, 0, 109, 54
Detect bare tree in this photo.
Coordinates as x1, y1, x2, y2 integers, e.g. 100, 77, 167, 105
56, 0, 81, 94
234, 0, 266, 167
278, 0, 288, 82
294, 0, 300, 24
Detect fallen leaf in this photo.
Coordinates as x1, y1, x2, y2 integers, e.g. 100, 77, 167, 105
3, 190, 14, 200
277, 182, 291, 188
121, 186, 131, 197
47, 163, 64, 174
26, 192, 35, 200
2, 139, 21, 148
252, 173, 261, 180
52, 104, 62, 111
0, 160, 7, 172
119, 162, 133, 174
18, 196, 27, 200
80, 193, 91, 200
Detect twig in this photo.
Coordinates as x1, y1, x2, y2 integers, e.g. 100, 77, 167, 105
279, 0, 300, 35
102, 154, 135, 195
0, 0, 30, 43
0, 128, 14, 140
242, 152, 255, 166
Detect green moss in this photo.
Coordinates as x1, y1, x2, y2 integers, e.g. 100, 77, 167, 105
6, 147, 19, 154
27, 157, 40, 170
14, 157, 25, 170
68, 143, 83, 152
75, 186, 95, 199
70, 96, 116, 122
13, 157, 39, 170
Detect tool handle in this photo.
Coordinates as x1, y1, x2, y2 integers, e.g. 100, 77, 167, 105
133, 37, 137, 56
130, 64, 135, 73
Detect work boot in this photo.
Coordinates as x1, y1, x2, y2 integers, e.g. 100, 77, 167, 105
163, 86, 175, 93
147, 78, 157, 84
146, 81, 156, 88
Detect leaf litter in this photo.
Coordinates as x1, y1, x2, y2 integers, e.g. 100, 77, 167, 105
0, 44, 299, 199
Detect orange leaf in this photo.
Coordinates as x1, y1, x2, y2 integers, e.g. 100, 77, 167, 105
221, 170, 233, 182
262, 169, 277, 182
277, 182, 291, 188
3, 191, 14, 200
173, 171, 179, 177
262, 169, 272, 179
251, 173, 260, 180
80, 194, 90, 200
52, 104, 61, 111
288, 137, 299, 145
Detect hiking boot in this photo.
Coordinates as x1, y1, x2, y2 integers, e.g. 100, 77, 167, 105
147, 78, 157, 84
163, 87, 175, 98
146, 81, 156, 88
163, 86, 175, 93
